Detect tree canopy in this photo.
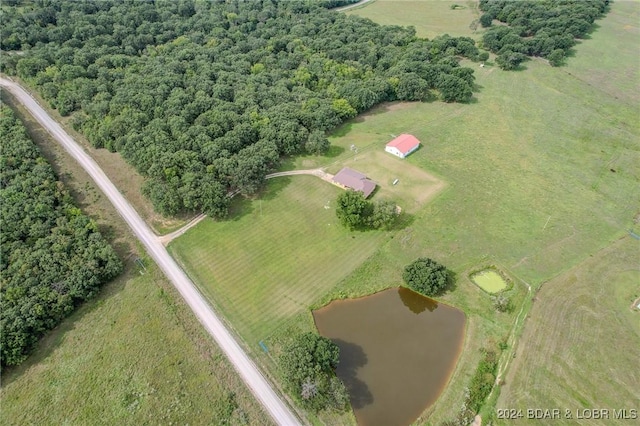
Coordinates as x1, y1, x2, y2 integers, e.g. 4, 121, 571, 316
479, 0, 609, 67
0, 107, 123, 368
279, 332, 348, 412
402, 257, 450, 297
1, 0, 481, 218
335, 190, 398, 231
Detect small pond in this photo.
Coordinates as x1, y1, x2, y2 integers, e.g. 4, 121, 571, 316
470, 269, 508, 293
312, 287, 465, 426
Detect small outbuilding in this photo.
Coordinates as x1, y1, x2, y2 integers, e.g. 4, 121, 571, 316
385, 134, 420, 159
332, 167, 376, 198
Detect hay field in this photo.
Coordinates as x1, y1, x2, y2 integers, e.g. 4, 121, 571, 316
496, 236, 639, 425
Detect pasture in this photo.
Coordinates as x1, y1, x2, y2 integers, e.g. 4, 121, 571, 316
171, 0, 639, 423
346, 0, 481, 39
496, 236, 640, 425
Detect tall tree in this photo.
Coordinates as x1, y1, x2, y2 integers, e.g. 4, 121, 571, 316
402, 257, 450, 297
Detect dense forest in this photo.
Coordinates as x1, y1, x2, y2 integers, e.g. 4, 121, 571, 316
0, 107, 122, 368
1, 0, 483, 218
479, 0, 610, 68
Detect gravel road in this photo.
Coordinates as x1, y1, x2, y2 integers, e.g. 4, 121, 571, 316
0, 77, 301, 426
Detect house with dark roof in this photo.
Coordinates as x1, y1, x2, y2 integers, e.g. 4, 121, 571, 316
385, 134, 420, 159
332, 167, 376, 198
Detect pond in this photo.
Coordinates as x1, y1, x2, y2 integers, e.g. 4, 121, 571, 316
312, 287, 466, 426
470, 269, 508, 293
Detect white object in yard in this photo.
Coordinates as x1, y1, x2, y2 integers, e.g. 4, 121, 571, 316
392, 179, 399, 185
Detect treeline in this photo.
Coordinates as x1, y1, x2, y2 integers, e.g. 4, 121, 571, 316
319, 0, 360, 8
443, 348, 499, 426
279, 333, 348, 412
1, 0, 483, 218
0, 107, 122, 368
479, 0, 609, 68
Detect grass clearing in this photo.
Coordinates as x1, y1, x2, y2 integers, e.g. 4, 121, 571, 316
168, 176, 389, 346
496, 236, 640, 425
345, 0, 482, 39
335, 150, 445, 213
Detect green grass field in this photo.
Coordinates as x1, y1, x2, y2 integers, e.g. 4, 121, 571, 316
0, 263, 269, 426
346, 0, 482, 39
496, 236, 640, 425
168, 176, 388, 345
169, 1, 639, 424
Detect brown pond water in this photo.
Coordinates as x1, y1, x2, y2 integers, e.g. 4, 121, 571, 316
313, 287, 466, 426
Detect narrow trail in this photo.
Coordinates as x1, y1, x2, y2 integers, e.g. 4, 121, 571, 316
266, 168, 335, 183
334, 0, 375, 12
159, 213, 207, 245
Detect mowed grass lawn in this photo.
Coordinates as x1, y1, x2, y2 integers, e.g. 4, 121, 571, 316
497, 236, 640, 425
168, 176, 388, 345
0, 263, 269, 426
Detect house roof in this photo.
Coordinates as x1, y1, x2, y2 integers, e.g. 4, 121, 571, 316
386, 134, 420, 154
332, 167, 376, 198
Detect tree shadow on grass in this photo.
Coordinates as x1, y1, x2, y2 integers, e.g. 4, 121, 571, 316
226, 176, 292, 221
386, 211, 415, 232
226, 195, 255, 221
332, 339, 374, 410
325, 144, 345, 158
331, 122, 353, 138
261, 175, 291, 201
446, 269, 459, 294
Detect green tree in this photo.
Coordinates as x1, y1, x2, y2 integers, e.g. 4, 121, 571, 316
335, 190, 370, 230
305, 129, 330, 155
479, 13, 493, 28
547, 49, 565, 67
0, 107, 122, 368
437, 74, 472, 103
495, 50, 527, 70
367, 200, 398, 230
402, 257, 450, 296
279, 333, 346, 411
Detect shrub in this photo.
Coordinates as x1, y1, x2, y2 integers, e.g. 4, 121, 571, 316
402, 257, 450, 296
